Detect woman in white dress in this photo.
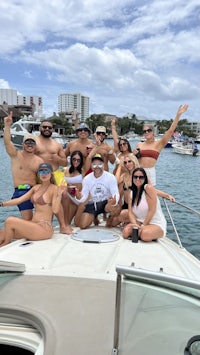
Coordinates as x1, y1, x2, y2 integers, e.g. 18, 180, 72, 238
122, 167, 168, 241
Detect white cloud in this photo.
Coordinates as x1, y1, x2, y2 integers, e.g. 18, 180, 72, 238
0, 0, 199, 120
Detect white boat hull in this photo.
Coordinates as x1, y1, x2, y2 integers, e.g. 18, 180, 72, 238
0, 224, 200, 354
172, 143, 200, 156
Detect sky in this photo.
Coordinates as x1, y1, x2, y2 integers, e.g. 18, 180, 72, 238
0, 0, 200, 122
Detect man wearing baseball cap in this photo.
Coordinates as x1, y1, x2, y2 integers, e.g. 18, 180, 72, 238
74, 153, 120, 229
86, 125, 116, 172
3, 112, 44, 220
65, 122, 95, 172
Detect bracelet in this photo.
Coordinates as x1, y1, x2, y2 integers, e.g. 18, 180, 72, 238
0, 202, 4, 207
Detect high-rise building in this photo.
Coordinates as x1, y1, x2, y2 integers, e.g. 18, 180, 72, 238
0, 89, 43, 116
58, 93, 89, 121
17, 95, 43, 115
0, 89, 18, 105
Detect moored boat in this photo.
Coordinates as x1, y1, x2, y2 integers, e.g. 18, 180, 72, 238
0, 200, 200, 354
194, 135, 200, 144
172, 142, 200, 156
10, 116, 67, 148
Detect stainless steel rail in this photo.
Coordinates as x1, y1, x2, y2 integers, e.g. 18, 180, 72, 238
162, 198, 200, 248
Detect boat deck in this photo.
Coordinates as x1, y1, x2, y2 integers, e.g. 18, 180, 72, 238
0, 225, 200, 281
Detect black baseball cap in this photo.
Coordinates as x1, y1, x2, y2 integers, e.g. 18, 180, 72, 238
38, 163, 53, 172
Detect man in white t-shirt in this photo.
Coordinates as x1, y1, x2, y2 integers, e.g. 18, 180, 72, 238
74, 153, 120, 229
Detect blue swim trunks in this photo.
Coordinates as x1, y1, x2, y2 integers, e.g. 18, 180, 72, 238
12, 186, 34, 211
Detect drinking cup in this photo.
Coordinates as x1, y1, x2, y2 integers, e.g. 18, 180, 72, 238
69, 185, 76, 196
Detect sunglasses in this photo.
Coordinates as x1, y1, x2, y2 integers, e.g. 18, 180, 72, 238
38, 169, 51, 175
72, 157, 81, 163
92, 163, 104, 168
96, 132, 106, 135
41, 125, 53, 130
143, 128, 152, 134
133, 175, 145, 180
124, 160, 133, 165
24, 140, 36, 145
119, 142, 127, 147
77, 128, 89, 132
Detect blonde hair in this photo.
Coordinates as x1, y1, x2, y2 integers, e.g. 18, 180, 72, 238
123, 154, 140, 188
143, 124, 154, 132
124, 153, 140, 168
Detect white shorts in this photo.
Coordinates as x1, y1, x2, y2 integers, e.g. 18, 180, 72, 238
144, 167, 156, 186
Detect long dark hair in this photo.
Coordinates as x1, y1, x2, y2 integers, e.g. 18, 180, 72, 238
118, 138, 132, 152
69, 150, 83, 174
130, 168, 148, 206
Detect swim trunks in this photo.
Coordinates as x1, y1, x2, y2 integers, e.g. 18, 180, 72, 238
84, 200, 108, 216
12, 186, 34, 211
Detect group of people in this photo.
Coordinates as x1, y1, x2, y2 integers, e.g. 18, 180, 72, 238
0, 104, 188, 246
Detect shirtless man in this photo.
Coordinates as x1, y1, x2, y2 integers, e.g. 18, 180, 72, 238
3, 111, 44, 220
87, 126, 116, 171
36, 120, 67, 171
35, 120, 73, 234
64, 123, 95, 172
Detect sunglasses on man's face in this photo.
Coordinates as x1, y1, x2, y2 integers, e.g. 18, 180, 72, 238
96, 132, 106, 135
92, 163, 104, 168
24, 140, 36, 145
77, 128, 89, 132
143, 128, 152, 134
38, 169, 51, 175
41, 125, 53, 130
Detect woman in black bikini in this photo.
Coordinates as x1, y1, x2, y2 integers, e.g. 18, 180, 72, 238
0, 163, 66, 247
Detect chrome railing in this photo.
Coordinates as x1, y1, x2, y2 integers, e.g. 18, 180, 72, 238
162, 198, 200, 249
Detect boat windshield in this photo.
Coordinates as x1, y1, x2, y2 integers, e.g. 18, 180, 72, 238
112, 266, 200, 355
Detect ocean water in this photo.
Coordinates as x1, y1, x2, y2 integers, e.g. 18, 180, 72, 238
0, 138, 200, 258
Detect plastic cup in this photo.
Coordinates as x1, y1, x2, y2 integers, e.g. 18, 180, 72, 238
86, 146, 92, 154
69, 185, 76, 196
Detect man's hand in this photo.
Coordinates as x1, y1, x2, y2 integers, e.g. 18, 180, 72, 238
4, 111, 13, 126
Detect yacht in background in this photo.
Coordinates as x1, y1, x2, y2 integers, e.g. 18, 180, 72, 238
10, 115, 67, 148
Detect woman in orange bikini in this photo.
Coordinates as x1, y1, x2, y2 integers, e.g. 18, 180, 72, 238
0, 163, 66, 246
135, 104, 188, 185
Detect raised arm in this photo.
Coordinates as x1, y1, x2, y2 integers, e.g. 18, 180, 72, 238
111, 117, 120, 153
158, 104, 188, 148
3, 111, 18, 157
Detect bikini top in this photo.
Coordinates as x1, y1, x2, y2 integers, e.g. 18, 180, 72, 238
139, 149, 160, 160
65, 174, 83, 184
123, 183, 130, 191
31, 185, 52, 206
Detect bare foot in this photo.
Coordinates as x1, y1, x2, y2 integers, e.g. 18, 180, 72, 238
60, 225, 73, 234
94, 216, 100, 225
106, 215, 114, 228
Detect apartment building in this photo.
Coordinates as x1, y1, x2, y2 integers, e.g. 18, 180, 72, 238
17, 95, 43, 115
58, 92, 89, 121
0, 88, 18, 105
0, 89, 43, 116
